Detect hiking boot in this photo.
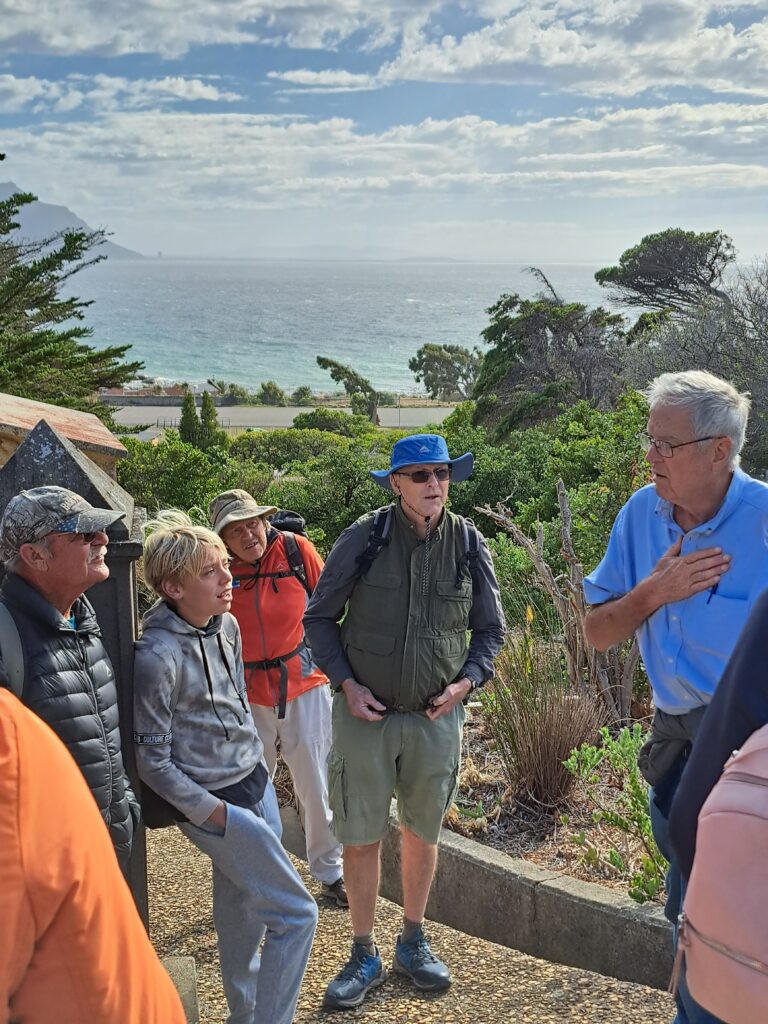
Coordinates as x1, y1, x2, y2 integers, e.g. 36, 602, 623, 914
321, 877, 349, 908
323, 942, 387, 1010
393, 929, 452, 992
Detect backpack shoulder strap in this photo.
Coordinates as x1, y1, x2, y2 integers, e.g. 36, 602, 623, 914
282, 532, 312, 598
355, 504, 395, 580
455, 515, 481, 589
0, 601, 25, 699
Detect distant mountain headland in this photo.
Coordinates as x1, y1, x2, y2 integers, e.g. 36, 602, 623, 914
0, 181, 143, 260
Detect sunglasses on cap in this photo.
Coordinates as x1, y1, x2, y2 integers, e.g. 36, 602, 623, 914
393, 467, 452, 484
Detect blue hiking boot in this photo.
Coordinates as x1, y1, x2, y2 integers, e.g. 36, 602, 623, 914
323, 942, 387, 1010
393, 929, 452, 992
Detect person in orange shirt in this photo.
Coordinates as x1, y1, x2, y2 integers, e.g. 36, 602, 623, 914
0, 688, 186, 1024
209, 490, 346, 907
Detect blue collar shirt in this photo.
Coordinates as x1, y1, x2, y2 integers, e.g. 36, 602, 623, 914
583, 467, 768, 713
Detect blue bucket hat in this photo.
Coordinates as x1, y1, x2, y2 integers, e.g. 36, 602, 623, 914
370, 434, 474, 492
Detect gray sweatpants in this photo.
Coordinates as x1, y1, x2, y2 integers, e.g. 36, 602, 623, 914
180, 780, 317, 1024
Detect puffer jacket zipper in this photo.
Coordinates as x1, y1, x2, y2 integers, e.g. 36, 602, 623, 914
77, 628, 113, 823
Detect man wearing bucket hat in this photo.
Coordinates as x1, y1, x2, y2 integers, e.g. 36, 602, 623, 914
209, 489, 347, 908
304, 433, 506, 1010
0, 486, 139, 869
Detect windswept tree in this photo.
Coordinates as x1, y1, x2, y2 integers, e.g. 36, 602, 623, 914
595, 228, 735, 316
473, 270, 627, 436
624, 258, 768, 472
316, 356, 379, 422
409, 343, 482, 400
0, 159, 142, 423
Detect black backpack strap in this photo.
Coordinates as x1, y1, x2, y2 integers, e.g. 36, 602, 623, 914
282, 532, 312, 598
455, 516, 480, 589
355, 505, 395, 579
244, 641, 303, 720
232, 534, 312, 599
0, 601, 25, 699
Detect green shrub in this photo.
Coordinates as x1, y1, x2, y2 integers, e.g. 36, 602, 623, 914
226, 459, 275, 502
486, 533, 549, 630
564, 724, 667, 903
229, 428, 349, 470
257, 380, 288, 406
117, 432, 234, 512
290, 385, 314, 406
292, 407, 372, 437
263, 441, 389, 552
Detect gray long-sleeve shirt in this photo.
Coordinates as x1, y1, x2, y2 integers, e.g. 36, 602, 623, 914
304, 503, 506, 708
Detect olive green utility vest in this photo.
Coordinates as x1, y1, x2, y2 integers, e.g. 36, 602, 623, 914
341, 504, 472, 711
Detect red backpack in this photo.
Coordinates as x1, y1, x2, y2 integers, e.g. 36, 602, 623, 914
676, 723, 768, 1022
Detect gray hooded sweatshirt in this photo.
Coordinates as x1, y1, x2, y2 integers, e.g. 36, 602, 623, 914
133, 601, 264, 826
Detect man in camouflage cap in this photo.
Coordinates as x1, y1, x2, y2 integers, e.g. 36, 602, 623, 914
0, 486, 139, 869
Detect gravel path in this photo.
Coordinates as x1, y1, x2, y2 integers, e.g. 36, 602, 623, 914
147, 828, 674, 1023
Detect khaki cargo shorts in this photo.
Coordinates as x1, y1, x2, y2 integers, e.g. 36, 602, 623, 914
327, 691, 466, 846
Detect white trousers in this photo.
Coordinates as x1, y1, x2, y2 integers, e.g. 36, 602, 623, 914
250, 684, 343, 885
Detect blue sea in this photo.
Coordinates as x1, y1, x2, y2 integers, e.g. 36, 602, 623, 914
76, 260, 615, 393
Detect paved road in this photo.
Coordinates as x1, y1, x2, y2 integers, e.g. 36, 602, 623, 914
112, 404, 453, 430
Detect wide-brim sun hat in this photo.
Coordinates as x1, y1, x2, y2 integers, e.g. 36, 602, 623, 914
209, 489, 278, 536
370, 434, 474, 492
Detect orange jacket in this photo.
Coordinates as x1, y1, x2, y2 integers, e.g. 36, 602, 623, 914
229, 530, 328, 707
0, 689, 186, 1024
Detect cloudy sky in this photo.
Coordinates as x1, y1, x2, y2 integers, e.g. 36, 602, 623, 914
2, 0, 767, 261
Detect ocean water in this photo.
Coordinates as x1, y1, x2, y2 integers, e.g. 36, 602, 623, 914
75, 260, 615, 392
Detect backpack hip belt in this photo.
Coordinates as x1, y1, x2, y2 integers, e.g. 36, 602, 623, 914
244, 641, 303, 719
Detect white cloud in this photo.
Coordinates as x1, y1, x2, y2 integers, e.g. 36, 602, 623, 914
380, 1, 768, 97
0, 73, 67, 112
0, 73, 241, 113
2, 2, 764, 100
5, 101, 768, 221
266, 69, 380, 93
0, 0, 441, 58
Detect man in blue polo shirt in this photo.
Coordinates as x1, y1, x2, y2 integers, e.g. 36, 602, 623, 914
584, 369, 768, 1024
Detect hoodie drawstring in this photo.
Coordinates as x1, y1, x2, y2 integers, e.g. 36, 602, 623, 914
217, 633, 249, 717
198, 633, 246, 740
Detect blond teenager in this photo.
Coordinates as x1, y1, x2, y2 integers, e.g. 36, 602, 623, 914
133, 512, 317, 1024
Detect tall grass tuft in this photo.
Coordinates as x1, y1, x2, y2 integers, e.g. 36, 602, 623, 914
482, 589, 602, 809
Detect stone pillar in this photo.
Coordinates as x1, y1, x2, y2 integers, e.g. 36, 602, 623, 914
0, 419, 149, 922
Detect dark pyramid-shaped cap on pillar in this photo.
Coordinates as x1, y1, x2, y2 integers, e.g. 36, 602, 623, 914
0, 419, 133, 540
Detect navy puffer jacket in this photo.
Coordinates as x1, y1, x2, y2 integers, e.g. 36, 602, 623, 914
0, 571, 137, 868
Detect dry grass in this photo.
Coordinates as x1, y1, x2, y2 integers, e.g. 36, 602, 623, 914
482, 638, 602, 810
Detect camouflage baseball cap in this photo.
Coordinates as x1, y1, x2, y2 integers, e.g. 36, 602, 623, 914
0, 486, 125, 561
209, 489, 278, 536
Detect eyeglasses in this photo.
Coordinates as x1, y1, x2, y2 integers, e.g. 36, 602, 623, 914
394, 467, 452, 483
638, 432, 719, 459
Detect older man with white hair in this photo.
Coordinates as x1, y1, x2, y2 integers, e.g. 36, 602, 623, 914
0, 485, 138, 869
584, 370, 768, 1024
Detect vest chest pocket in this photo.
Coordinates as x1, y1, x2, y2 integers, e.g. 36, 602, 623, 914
435, 579, 472, 630
353, 571, 402, 627
360, 571, 401, 589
